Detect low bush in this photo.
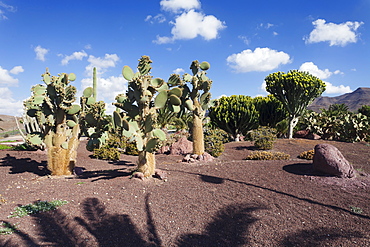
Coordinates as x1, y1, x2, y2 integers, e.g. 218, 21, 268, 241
247, 126, 277, 150
245, 151, 290, 160
298, 150, 314, 160
204, 128, 229, 157
93, 146, 121, 161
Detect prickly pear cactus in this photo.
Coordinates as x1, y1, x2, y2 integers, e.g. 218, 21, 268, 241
23, 69, 81, 175
180, 60, 212, 155
113, 56, 167, 178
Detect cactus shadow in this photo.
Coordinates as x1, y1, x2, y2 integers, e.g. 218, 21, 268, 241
280, 227, 366, 246
76, 168, 133, 181
176, 203, 267, 247
0, 153, 49, 176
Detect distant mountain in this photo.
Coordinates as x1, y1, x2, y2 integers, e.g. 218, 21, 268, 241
308, 87, 370, 112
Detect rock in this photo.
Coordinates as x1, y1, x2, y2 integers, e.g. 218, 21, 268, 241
307, 132, 321, 140
154, 169, 168, 180
313, 144, 355, 178
293, 130, 310, 138
132, 172, 145, 180
170, 137, 193, 155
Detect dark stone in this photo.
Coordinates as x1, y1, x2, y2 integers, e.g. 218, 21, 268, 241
313, 144, 355, 178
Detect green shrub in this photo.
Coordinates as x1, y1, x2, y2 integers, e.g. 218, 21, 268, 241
245, 151, 290, 160
0, 222, 18, 235
8, 200, 68, 218
0, 144, 12, 150
298, 150, 314, 160
125, 141, 139, 156
93, 146, 121, 160
247, 126, 277, 150
204, 128, 229, 157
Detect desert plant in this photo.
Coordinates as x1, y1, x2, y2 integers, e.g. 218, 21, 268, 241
113, 56, 167, 177
358, 105, 370, 117
8, 200, 68, 218
208, 95, 259, 141
247, 126, 277, 150
93, 146, 121, 161
265, 70, 326, 138
203, 127, 229, 157
245, 151, 290, 160
253, 94, 287, 127
0, 222, 18, 235
298, 150, 314, 160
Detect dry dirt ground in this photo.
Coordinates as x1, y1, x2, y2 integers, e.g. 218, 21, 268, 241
0, 138, 369, 246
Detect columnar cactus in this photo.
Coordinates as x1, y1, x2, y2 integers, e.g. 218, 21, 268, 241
23, 69, 81, 175
113, 56, 167, 178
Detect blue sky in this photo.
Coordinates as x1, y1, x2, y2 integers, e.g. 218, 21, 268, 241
0, 0, 369, 116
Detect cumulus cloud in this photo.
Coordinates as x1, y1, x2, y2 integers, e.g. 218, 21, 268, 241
10, 66, 24, 75
226, 47, 291, 73
61, 50, 88, 65
0, 87, 23, 115
145, 14, 166, 24
305, 19, 364, 46
85, 54, 120, 76
299, 62, 335, 79
160, 0, 201, 13
34, 45, 49, 61
324, 81, 352, 95
173, 68, 184, 74
154, 9, 226, 44
0, 66, 23, 86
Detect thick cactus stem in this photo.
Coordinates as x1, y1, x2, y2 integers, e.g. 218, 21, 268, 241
192, 114, 204, 155
137, 151, 156, 177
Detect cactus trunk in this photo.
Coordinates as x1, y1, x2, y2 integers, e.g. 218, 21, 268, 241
137, 151, 156, 177
192, 114, 204, 155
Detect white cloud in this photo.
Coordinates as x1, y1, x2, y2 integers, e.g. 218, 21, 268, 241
299, 62, 335, 79
0, 87, 23, 116
226, 47, 291, 73
324, 81, 352, 95
145, 14, 166, 24
84, 44, 92, 50
173, 68, 184, 74
154, 10, 226, 44
9, 66, 24, 75
34, 45, 49, 61
305, 19, 364, 46
160, 0, 201, 13
238, 35, 250, 45
61, 50, 88, 65
0, 1, 16, 20
0, 66, 22, 86
85, 54, 120, 76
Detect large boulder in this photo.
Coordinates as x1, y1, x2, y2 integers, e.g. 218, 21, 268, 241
170, 137, 193, 155
313, 144, 355, 178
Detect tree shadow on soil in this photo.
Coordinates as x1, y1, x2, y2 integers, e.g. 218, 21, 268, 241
1, 196, 266, 247
76, 168, 133, 181
0, 154, 49, 176
281, 227, 367, 246
176, 203, 266, 247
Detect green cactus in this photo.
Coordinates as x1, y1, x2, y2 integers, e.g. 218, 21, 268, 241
179, 60, 213, 155
23, 69, 80, 175
113, 56, 167, 178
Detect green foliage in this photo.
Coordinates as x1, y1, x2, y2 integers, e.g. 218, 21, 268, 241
265, 70, 326, 138
0, 144, 13, 150
204, 127, 229, 157
302, 110, 370, 142
358, 105, 370, 117
125, 141, 139, 155
252, 94, 287, 127
298, 150, 314, 160
0, 222, 18, 235
208, 95, 259, 140
247, 126, 277, 150
113, 56, 168, 155
8, 200, 68, 218
12, 143, 38, 151
245, 151, 290, 160
93, 146, 120, 160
